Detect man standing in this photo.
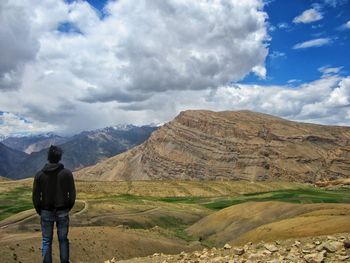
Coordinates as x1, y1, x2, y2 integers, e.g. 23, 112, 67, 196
32, 145, 76, 263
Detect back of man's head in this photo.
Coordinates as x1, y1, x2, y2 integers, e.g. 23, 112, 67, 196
47, 145, 63, 163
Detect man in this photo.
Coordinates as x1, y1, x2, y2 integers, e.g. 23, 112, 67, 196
32, 145, 76, 263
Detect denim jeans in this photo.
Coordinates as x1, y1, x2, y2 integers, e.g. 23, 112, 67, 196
40, 209, 70, 263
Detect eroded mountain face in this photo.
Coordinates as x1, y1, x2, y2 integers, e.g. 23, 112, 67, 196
76, 110, 350, 183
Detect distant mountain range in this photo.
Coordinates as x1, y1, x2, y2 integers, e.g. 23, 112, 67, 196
1, 125, 157, 179
2, 133, 69, 154
0, 143, 28, 177
76, 110, 350, 183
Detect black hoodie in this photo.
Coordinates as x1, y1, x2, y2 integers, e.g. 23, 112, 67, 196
32, 163, 76, 214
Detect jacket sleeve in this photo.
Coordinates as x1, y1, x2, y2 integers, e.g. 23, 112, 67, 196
68, 172, 76, 210
32, 174, 42, 215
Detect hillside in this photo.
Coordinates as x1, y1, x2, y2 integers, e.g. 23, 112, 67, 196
186, 201, 350, 246
0, 143, 28, 177
76, 110, 350, 183
6, 125, 156, 179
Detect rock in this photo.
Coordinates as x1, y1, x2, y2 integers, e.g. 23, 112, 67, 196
234, 248, 245, 255
304, 251, 326, 263
293, 240, 301, 247
338, 255, 350, 261
285, 253, 300, 262
193, 251, 201, 258
264, 243, 279, 252
327, 236, 337, 240
304, 243, 315, 250
344, 241, 350, 249
323, 241, 344, 253
224, 243, 232, 249
212, 256, 225, 262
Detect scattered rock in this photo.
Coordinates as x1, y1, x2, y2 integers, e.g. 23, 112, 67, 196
224, 244, 232, 249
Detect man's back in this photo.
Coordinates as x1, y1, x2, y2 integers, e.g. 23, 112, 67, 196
33, 163, 76, 213
32, 145, 75, 263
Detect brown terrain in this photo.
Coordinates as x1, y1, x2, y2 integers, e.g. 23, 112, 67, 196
76, 110, 350, 183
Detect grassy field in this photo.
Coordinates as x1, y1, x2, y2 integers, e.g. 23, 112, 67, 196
0, 186, 33, 221
1, 179, 350, 222
1, 179, 350, 262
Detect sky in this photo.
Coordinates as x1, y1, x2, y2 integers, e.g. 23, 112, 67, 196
0, 0, 350, 137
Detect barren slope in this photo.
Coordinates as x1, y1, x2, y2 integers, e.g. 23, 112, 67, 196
76, 110, 350, 182
187, 201, 350, 246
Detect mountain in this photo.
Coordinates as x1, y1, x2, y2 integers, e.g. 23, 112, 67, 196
2, 133, 69, 154
0, 143, 28, 177
6, 125, 157, 179
75, 110, 350, 182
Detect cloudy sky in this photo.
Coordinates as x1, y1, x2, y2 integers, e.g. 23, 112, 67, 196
0, 0, 350, 137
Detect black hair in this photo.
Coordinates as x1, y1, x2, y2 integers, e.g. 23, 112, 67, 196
47, 145, 63, 163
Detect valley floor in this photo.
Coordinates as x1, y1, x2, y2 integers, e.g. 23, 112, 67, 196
0, 179, 349, 262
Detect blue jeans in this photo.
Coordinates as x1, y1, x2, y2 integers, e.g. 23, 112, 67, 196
40, 209, 70, 263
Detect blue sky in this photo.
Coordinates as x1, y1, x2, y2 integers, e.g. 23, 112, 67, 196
0, 0, 349, 136
245, 0, 350, 85
83, 0, 350, 85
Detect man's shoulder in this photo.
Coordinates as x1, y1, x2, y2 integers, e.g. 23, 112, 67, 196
59, 167, 73, 177
34, 170, 43, 179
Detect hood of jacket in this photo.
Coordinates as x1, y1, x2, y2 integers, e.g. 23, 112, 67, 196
42, 163, 64, 173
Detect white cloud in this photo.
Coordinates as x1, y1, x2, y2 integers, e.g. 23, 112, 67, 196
0, 112, 56, 137
293, 8, 323, 24
318, 66, 343, 76
337, 20, 350, 30
269, 51, 286, 59
277, 22, 289, 29
323, 0, 348, 7
1, 0, 350, 137
117, 75, 350, 126
0, 0, 270, 135
293, 38, 331, 49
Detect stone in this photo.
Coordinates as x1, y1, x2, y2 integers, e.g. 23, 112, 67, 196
327, 236, 337, 240
224, 244, 232, 249
212, 256, 224, 262
293, 241, 301, 247
234, 248, 245, 255
344, 241, 350, 249
264, 244, 279, 252
323, 241, 343, 253
304, 251, 326, 263
338, 255, 350, 261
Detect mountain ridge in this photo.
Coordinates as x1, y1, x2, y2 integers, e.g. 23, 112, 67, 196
4, 125, 157, 179
75, 110, 350, 182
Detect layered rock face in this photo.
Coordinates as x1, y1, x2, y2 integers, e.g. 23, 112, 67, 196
76, 110, 350, 182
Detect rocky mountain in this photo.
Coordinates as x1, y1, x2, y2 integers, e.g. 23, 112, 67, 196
0, 143, 28, 177
2, 133, 69, 154
76, 110, 350, 183
6, 125, 157, 179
